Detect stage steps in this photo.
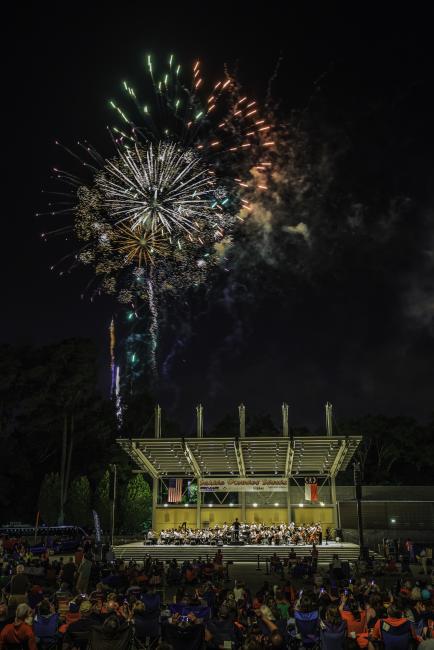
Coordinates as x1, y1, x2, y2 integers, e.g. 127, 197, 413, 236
113, 542, 363, 564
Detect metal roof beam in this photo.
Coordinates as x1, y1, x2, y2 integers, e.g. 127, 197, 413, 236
131, 441, 159, 479
284, 440, 295, 477
329, 439, 349, 478
182, 440, 202, 479
234, 439, 246, 477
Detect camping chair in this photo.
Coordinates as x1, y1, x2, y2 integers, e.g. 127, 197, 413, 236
89, 619, 132, 650
320, 622, 347, 650
293, 610, 320, 649
66, 630, 91, 650
161, 620, 205, 650
379, 619, 415, 650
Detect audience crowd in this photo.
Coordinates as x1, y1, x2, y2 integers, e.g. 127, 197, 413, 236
0, 534, 433, 650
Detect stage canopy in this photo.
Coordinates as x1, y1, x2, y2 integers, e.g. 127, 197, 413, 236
117, 435, 362, 480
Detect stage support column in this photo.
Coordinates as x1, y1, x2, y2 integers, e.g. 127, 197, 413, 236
330, 476, 339, 528
287, 479, 291, 525
152, 477, 158, 531
325, 402, 339, 529
196, 482, 201, 529
239, 404, 246, 522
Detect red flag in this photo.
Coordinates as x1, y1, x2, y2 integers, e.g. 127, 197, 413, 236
305, 478, 318, 502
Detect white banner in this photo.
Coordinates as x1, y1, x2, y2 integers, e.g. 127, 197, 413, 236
199, 478, 288, 493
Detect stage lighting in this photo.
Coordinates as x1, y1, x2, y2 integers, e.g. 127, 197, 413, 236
274, 502, 279, 507
320, 501, 325, 507
229, 502, 234, 507
163, 503, 168, 508
253, 502, 258, 508
184, 503, 189, 507
299, 503, 304, 508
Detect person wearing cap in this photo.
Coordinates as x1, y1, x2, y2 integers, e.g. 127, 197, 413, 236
62, 600, 95, 647
0, 603, 37, 650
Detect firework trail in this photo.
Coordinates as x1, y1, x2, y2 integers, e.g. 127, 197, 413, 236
146, 267, 158, 377
109, 317, 116, 395
42, 54, 277, 379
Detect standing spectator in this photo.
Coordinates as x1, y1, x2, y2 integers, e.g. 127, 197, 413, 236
311, 543, 319, 572
7, 565, 31, 608
61, 557, 76, 591
76, 553, 92, 594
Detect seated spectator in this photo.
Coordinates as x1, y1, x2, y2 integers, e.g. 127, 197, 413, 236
62, 600, 95, 648
370, 600, 420, 649
321, 604, 347, 650
0, 603, 37, 650
339, 594, 367, 647
0, 602, 13, 634
33, 599, 60, 645
275, 590, 290, 620
132, 600, 159, 643
141, 585, 161, 614
89, 612, 131, 649
162, 611, 204, 650
206, 605, 237, 648
293, 592, 320, 645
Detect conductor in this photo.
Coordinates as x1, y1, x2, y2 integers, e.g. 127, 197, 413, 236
232, 517, 240, 542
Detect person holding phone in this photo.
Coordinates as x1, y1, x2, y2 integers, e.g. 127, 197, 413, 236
339, 594, 367, 646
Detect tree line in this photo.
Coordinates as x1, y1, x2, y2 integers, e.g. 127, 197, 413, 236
1, 338, 433, 528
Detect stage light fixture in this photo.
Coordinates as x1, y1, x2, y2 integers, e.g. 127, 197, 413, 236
163, 503, 168, 508
253, 502, 258, 507
274, 502, 279, 507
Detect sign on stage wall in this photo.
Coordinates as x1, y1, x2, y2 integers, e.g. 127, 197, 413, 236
199, 478, 288, 492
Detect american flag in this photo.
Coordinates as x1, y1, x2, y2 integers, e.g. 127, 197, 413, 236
168, 478, 183, 503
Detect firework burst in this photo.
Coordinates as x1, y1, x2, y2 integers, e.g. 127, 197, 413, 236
43, 54, 277, 378
114, 223, 169, 267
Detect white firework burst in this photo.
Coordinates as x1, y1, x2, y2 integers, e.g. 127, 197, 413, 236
96, 141, 217, 237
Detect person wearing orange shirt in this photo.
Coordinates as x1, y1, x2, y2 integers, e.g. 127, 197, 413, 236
370, 601, 420, 650
339, 594, 368, 648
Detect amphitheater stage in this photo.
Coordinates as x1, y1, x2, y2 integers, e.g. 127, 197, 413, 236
113, 541, 362, 564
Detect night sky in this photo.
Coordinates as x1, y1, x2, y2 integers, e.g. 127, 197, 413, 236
4, 4, 434, 430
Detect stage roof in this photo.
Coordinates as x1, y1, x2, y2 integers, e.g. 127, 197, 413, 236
117, 435, 362, 479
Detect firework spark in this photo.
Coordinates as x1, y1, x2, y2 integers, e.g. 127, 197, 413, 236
98, 142, 216, 237
113, 222, 169, 267
45, 54, 277, 379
